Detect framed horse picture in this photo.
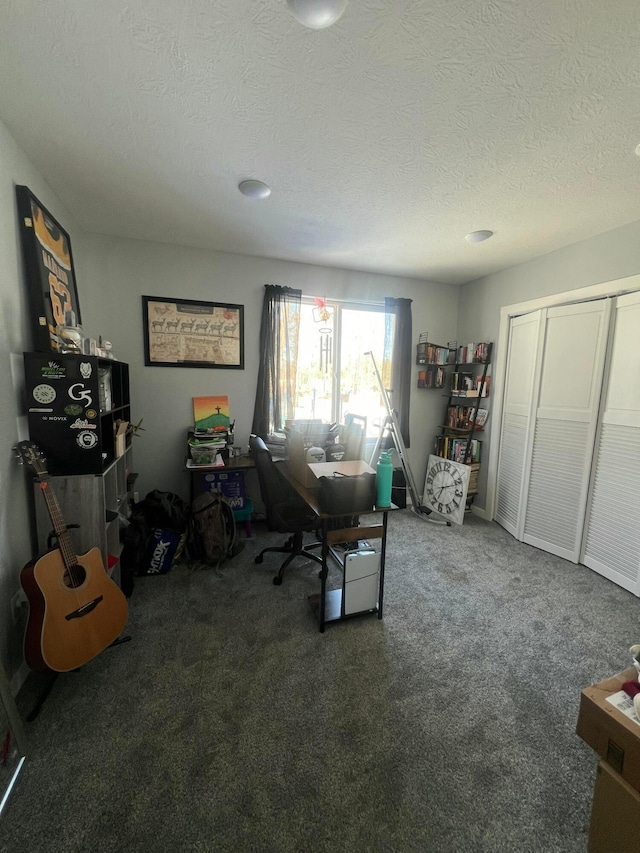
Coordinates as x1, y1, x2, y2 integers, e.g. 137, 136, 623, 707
142, 296, 244, 369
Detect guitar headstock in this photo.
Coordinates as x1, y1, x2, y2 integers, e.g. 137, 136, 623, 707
16, 441, 48, 479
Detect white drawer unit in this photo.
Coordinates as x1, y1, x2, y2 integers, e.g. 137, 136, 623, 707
343, 550, 380, 615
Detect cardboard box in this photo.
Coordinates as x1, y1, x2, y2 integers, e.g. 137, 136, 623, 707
286, 427, 332, 488
295, 459, 374, 491
114, 421, 128, 458
576, 668, 640, 792
286, 419, 366, 488
589, 761, 640, 852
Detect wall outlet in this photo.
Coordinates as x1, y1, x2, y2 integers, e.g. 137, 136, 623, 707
11, 589, 28, 625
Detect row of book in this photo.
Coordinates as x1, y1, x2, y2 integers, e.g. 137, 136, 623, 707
453, 342, 490, 364
450, 372, 491, 397
416, 338, 450, 365
434, 436, 481, 464
417, 366, 446, 388
445, 406, 489, 430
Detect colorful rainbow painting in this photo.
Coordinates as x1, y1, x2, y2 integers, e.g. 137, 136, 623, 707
193, 395, 230, 431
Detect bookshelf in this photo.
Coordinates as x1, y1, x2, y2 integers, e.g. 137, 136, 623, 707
416, 334, 450, 389
433, 342, 493, 500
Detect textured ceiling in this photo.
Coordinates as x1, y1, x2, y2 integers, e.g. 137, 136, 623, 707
1, 0, 640, 284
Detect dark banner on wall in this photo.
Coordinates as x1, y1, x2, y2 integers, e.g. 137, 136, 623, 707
15, 185, 81, 352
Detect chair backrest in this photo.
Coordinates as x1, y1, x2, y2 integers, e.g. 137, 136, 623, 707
249, 434, 297, 530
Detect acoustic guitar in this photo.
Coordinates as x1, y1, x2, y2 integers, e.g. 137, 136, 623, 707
17, 441, 129, 673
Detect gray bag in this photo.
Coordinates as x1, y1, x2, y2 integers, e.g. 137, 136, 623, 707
188, 491, 243, 566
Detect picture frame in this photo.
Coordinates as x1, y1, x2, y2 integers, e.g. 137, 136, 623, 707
142, 296, 244, 369
15, 185, 81, 353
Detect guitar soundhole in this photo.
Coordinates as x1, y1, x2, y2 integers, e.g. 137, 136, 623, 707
63, 565, 86, 589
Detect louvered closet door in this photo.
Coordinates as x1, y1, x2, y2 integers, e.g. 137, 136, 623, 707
581, 292, 640, 595
522, 301, 610, 562
494, 311, 543, 537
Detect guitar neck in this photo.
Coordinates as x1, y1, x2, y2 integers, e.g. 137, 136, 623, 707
38, 480, 77, 569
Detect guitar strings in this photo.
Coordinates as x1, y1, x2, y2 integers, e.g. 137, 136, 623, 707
39, 481, 86, 598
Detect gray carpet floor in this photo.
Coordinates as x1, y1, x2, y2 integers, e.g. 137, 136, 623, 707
3, 511, 638, 852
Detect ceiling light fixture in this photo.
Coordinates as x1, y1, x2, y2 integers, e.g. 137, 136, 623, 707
238, 180, 271, 199
286, 0, 348, 29
465, 230, 494, 243
635, 143, 640, 157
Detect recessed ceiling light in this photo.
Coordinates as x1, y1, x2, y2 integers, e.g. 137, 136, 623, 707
465, 230, 494, 243
286, 0, 348, 29
238, 180, 271, 199
635, 143, 640, 157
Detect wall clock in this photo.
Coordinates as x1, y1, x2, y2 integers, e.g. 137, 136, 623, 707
423, 454, 470, 525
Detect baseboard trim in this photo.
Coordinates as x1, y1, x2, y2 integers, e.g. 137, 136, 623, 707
471, 504, 490, 521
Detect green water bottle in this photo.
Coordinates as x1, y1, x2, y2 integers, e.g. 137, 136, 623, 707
376, 451, 394, 508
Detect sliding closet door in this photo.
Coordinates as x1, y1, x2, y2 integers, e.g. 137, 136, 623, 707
494, 311, 543, 537
522, 300, 610, 562
581, 292, 640, 595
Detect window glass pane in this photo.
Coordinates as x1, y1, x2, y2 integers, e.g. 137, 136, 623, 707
292, 300, 394, 442
339, 308, 392, 438
292, 303, 334, 423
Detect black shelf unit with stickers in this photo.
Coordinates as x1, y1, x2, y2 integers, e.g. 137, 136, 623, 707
24, 351, 133, 588
24, 351, 131, 475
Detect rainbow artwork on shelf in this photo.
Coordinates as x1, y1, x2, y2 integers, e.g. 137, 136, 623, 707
193, 395, 230, 431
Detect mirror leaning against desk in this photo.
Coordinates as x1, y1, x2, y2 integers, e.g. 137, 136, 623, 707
0, 661, 27, 816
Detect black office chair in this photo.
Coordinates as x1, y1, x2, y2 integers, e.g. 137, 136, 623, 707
249, 434, 323, 585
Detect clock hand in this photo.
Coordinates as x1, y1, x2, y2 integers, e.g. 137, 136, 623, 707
436, 483, 454, 499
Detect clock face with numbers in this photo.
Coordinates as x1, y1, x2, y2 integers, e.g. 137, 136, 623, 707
423, 454, 470, 525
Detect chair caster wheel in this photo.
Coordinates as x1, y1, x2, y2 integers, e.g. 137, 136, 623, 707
273, 576, 283, 586
255, 555, 264, 564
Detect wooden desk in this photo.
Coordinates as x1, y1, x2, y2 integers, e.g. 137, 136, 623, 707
186, 454, 255, 495
283, 463, 397, 632
185, 456, 256, 536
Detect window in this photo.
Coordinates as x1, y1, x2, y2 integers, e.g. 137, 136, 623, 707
291, 298, 394, 439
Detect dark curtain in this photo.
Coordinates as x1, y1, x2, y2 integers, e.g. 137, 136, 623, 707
384, 297, 412, 448
252, 284, 302, 439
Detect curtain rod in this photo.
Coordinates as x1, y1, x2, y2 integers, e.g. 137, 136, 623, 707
301, 294, 387, 309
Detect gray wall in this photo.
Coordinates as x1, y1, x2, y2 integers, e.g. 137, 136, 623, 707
0, 116, 459, 685
457, 221, 640, 510
0, 118, 89, 685
80, 234, 460, 502
4, 102, 640, 688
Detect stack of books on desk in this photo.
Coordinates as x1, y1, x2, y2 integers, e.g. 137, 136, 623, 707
188, 430, 228, 467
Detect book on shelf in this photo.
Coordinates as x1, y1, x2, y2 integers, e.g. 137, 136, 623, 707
434, 436, 481, 464
417, 335, 451, 365
452, 342, 490, 364
470, 408, 489, 429
451, 374, 491, 397
444, 405, 489, 430
418, 366, 446, 388
450, 371, 475, 393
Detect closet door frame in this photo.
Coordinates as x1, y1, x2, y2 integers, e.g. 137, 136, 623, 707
493, 309, 545, 538
580, 291, 640, 594
521, 299, 611, 562
485, 273, 640, 522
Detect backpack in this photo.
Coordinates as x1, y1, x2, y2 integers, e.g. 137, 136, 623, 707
187, 491, 243, 567
120, 490, 190, 592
